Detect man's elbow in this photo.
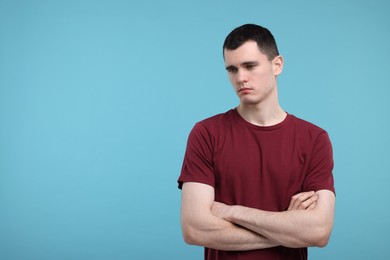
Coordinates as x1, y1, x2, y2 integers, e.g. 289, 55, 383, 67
311, 226, 332, 248
288, 228, 331, 248
182, 227, 196, 245
181, 223, 202, 246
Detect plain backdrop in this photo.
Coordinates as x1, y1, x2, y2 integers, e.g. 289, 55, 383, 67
1, 0, 389, 259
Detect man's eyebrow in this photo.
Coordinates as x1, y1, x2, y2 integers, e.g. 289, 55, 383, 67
225, 65, 236, 71
242, 61, 259, 66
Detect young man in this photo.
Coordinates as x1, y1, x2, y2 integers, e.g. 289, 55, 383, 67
177, 24, 335, 260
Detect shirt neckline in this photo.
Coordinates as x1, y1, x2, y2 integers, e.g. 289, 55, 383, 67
232, 108, 291, 131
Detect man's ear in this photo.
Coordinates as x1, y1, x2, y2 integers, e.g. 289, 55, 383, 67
273, 55, 284, 76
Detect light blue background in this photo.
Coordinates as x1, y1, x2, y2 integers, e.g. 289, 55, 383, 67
1, 1, 389, 259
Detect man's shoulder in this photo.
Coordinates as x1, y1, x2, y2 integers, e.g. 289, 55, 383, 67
188, 109, 236, 139
197, 109, 235, 127
290, 114, 327, 132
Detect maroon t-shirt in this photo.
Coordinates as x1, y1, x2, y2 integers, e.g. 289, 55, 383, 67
178, 109, 335, 260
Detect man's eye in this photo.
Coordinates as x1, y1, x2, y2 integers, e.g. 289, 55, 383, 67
245, 65, 255, 70
227, 68, 237, 73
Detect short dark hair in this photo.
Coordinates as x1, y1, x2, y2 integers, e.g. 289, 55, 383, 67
223, 24, 279, 61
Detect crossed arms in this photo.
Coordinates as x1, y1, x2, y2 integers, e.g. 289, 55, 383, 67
181, 182, 335, 251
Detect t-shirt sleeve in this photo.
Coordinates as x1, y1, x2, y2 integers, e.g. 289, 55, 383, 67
303, 131, 335, 194
177, 123, 215, 189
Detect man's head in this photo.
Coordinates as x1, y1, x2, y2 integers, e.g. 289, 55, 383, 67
222, 24, 284, 108
223, 24, 279, 61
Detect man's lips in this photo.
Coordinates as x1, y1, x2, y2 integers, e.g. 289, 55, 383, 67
238, 88, 252, 94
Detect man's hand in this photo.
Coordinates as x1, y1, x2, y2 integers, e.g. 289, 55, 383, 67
287, 191, 319, 211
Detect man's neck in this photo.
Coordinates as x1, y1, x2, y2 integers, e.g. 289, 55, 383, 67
237, 103, 287, 127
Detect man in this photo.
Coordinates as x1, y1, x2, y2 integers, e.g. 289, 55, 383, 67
177, 24, 335, 259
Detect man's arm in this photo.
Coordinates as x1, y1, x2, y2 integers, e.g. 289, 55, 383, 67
212, 190, 335, 248
181, 182, 278, 251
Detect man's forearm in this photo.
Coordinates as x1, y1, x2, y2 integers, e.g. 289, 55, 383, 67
181, 182, 279, 251
183, 214, 279, 251
216, 190, 335, 248
227, 206, 324, 248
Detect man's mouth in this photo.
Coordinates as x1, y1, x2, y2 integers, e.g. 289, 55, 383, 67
238, 88, 252, 93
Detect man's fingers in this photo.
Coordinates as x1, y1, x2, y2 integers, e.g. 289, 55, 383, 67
288, 191, 318, 210
306, 201, 317, 210
298, 194, 318, 210
288, 191, 314, 210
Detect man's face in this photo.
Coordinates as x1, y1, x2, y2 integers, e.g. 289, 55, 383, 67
224, 41, 283, 107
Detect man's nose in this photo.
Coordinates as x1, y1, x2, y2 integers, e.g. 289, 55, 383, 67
237, 69, 248, 83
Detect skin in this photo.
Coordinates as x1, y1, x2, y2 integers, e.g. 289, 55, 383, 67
211, 190, 335, 248
181, 40, 335, 250
181, 182, 321, 250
